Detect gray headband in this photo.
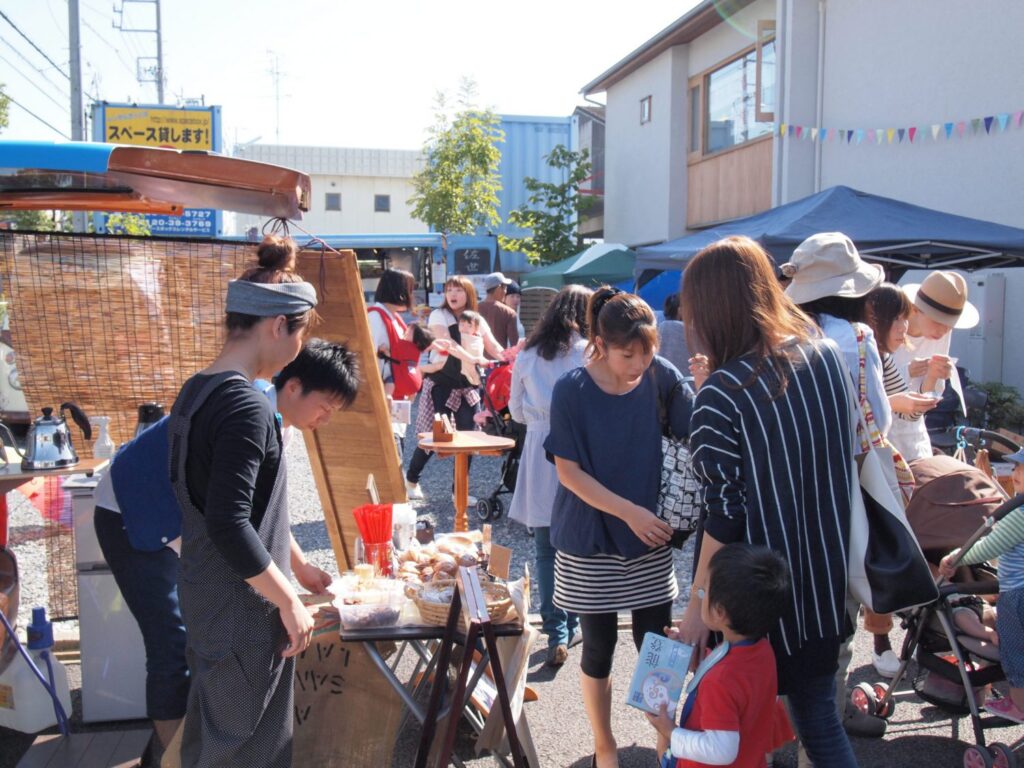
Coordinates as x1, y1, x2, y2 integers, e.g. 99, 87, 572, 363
225, 280, 318, 316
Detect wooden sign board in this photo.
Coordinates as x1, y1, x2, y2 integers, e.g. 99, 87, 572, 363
296, 249, 407, 571
292, 605, 404, 766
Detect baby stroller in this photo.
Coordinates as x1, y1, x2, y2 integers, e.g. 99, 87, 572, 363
852, 431, 1023, 767
474, 360, 526, 522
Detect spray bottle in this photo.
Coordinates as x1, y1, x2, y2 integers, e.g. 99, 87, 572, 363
92, 416, 115, 460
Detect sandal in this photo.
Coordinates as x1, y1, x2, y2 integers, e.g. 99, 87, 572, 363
985, 696, 1024, 724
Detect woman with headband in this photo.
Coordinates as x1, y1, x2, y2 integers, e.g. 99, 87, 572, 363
168, 235, 318, 768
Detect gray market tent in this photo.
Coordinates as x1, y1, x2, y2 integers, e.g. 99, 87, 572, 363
521, 243, 635, 289
636, 185, 1024, 277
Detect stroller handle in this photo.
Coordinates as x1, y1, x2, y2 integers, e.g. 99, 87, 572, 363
952, 426, 1022, 453
940, 492, 1024, 580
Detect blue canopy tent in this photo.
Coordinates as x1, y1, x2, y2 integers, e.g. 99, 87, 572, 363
635, 186, 1024, 303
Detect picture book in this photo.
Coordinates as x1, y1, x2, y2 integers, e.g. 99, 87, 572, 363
625, 632, 694, 716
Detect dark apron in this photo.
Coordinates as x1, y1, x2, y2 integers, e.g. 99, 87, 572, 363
169, 372, 293, 768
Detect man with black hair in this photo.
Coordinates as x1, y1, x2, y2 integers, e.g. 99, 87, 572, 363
648, 543, 792, 767
92, 338, 359, 766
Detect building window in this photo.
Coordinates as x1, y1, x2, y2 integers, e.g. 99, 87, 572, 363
704, 37, 776, 155
374, 194, 391, 212
640, 96, 652, 125
325, 192, 341, 211
688, 85, 701, 154
755, 21, 777, 122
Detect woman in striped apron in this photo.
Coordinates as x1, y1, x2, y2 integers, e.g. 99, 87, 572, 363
169, 236, 318, 767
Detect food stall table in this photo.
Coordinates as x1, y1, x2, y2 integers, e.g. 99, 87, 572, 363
417, 431, 515, 533
0, 449, 108, 547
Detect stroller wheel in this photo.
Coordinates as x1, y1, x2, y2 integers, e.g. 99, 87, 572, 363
872, 682, 896, 719
851, 682, 878, 715
990, 743, 1018, 768
475, 498, 494, 521
490, 497, 504, 519
964, 746, 995, 768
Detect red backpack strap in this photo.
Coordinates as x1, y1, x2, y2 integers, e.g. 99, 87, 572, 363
368, 306, 403, 349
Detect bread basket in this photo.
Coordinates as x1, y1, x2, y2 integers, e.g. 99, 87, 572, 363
413, 579, 513, 628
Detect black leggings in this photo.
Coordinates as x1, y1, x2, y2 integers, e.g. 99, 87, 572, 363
578, 601, 673, 679
406, 384, 478, 483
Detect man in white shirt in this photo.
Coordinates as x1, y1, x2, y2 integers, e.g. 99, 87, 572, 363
889, 271, 979, 461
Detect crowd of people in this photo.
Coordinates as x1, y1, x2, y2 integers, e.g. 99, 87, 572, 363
97, 229, 1023, 768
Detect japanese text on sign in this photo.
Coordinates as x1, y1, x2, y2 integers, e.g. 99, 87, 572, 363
103, 107, 214, 150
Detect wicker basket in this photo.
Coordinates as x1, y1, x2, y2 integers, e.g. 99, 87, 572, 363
413, 579, 512, 627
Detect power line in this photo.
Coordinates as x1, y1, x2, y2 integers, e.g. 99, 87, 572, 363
79, 16, 136, 78
5, 92, 72, 139
0, 8, 70, 81
0, 51, 71, 113
0, 36, 71, 98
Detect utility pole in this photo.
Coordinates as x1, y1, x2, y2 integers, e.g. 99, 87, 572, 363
68, 0, 87, 231
113, 0, 165, 103
268, 52, 283, 143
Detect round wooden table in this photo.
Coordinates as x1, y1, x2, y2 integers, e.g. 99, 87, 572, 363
417, 431, 515, 532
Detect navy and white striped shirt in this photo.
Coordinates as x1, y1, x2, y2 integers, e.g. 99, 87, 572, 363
690, 338, 855, 658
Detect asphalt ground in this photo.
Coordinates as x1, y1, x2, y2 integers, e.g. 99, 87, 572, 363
3, 416, 1024, 766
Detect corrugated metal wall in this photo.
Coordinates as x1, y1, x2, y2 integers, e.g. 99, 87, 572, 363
493, 114, 577, 274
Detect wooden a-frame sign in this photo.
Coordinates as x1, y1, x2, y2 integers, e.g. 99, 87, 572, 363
296, 248, 407, 571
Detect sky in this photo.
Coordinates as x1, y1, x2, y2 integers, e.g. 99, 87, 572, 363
1, 0, 701, 152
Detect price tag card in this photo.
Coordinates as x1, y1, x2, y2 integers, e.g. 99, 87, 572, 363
488, 543, 512, 581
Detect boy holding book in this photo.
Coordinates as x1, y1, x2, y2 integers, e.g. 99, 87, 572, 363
647, 543, 791, 768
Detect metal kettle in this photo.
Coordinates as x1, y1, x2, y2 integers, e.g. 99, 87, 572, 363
0, 403, 92, 471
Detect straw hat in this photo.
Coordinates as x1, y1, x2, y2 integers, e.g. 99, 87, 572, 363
782, 232, 883, 304
903, 271, 979, 329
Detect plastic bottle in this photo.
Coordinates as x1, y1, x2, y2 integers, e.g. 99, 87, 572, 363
392, 503, 416, 550
91, 416, 115, 459
0, 608, 72, 733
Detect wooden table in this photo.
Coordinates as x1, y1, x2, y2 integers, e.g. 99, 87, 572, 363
417, 431, 515, 532
0, 450, 109, 547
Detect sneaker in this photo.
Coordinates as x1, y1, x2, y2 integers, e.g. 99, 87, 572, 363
546, 644, 569, 666
405, 480, 424, 500
872, 649, 900, 678
985, 696, 1024, 724
842, 704, 887, 738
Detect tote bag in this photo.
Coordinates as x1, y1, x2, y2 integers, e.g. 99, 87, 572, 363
654, 376, 701, 549
846, 367, 938, 614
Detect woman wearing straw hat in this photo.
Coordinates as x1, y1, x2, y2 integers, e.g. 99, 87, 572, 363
889, 270, 979, 462
168, 235, 318, 768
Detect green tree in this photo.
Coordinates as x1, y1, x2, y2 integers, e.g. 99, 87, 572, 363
0, 83, 9, 131
12, 210, 58, 231
104, 213, 152, 236
409, 79, 504, 236
500, 145, 594, 266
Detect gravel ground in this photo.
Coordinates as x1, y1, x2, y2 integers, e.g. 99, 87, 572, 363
4, 406, 1024, 766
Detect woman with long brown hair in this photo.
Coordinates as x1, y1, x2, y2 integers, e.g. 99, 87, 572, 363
679, 236, 858, 767
405, 275, 504, 499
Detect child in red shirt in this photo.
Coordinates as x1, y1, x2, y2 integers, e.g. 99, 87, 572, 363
648, 543, 792, 768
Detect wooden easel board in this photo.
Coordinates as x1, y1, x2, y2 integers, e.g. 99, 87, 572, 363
296, 249, 407, 572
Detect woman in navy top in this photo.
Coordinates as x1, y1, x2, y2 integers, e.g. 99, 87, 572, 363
545, 287, 692, 768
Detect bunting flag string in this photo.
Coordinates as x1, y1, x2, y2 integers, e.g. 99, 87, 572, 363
777, 108, 1024, 146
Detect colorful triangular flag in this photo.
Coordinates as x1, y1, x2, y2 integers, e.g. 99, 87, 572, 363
780, 123, 787, 136
931, 124, 941, 141
896, 128, 905, 143
945, 122, 954, 139
984, 116, 994, 133
846, 130, 853, 143
876, 129, 885, 145
908, 126, 917, 143
1015, 111, 1024, 128
886, 128, 895, 144
811, 127, 819, 141
957, 121, 967, 138
971, 118, 982, 134
796, 125, 804, 139
998, 113, 1010, 132
855, 129, 865, 144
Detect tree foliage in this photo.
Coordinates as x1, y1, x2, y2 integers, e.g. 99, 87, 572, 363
409, 79, 504, 236
500, 145, 594, 266
0, 83, 9, 132
104, 213, 152, 236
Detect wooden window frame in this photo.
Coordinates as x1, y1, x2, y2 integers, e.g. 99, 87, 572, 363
755, 20, 777, 123
687, 78, 703, 162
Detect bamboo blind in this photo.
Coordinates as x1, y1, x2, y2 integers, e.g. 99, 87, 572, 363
0, 232, 405, 574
